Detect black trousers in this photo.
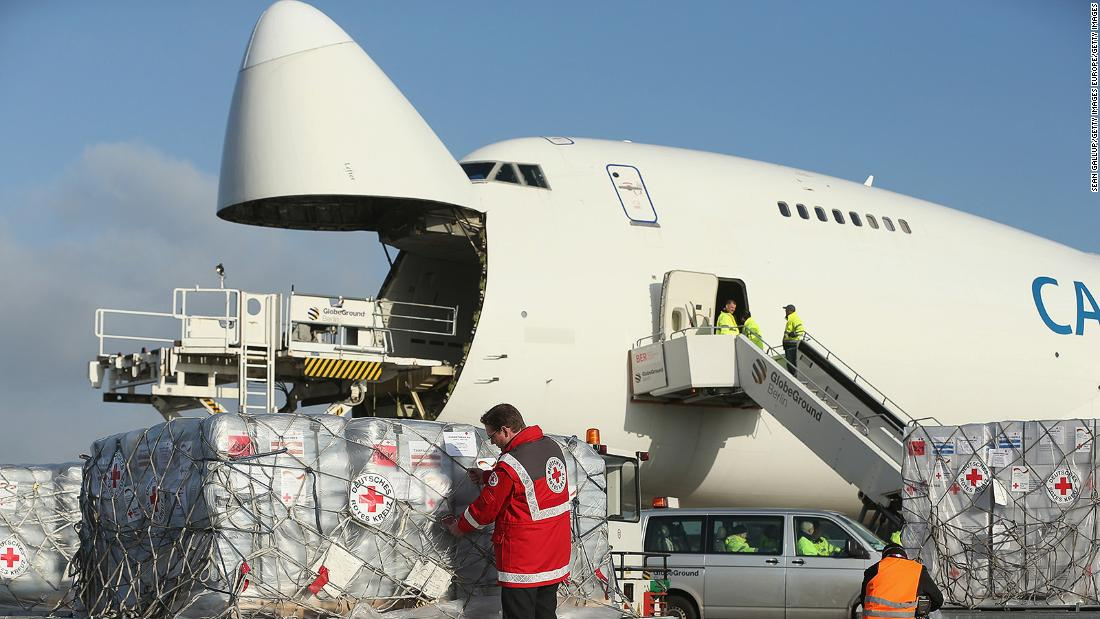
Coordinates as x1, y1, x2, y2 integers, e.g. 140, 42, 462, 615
783, 342, 800, 378
502, 583, 558, 619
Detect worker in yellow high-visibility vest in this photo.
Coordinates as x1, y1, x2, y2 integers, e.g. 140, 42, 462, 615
781, 304, 805, 377
741, 311, 765, 349
716, 300, 739, 336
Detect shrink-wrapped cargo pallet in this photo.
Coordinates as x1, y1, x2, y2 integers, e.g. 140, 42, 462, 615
0, 462, 81, 615
75, 414, 615, 618
902, 419, 1100, 607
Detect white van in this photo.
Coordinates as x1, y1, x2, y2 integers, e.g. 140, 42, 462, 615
640, 507, 888, 619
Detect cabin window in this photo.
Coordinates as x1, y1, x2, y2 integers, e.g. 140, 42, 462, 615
899, 219, 912, 234
495, 163, 520, 184
883, 217, 896, 232
796, 203, 809, 219
460, 162, 494, 181
518, 164, 550, 188
866, 214, 879, 229
778, 202, 791, 217
831, 209, 845, 224
814, 206, 827, 222
849, 212, 862, 227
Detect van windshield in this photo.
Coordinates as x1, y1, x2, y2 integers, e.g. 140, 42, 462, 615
840, 515, 887, 551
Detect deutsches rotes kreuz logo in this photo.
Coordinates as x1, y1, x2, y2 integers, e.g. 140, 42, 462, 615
0, 537, 28, 579
545, 457, 567, 494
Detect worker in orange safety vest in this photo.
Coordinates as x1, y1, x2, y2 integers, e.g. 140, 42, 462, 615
860, 544, 943, 619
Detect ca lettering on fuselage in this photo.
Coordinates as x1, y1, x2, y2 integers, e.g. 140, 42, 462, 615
1032, 276, 1100, 335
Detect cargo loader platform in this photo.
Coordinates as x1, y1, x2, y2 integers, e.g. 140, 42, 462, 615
91, 286, 459, 420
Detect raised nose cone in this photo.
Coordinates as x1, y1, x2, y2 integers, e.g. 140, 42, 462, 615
218, 1, 476, 231
240, 0, 353, 69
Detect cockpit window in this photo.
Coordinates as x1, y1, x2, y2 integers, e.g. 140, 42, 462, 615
518, 164, 549, 188
495, 163, 520, 184
460, 162, 494, 181
461, 160, 551, 189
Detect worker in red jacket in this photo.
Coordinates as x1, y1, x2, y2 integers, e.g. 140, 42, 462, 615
448, 403, 572, 619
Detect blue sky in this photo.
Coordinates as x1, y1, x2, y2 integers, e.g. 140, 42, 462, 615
0, 1, 1092, 462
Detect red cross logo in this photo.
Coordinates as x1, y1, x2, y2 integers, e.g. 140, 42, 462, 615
965, 468, 983, 487
110, 467, 121, 488
1055, 476, 1073, 495
949, 483, 960, 495
149, 488, 158, 509
0, 548, 19, 569
551, 466, 564, 486
359, 486, 385, 512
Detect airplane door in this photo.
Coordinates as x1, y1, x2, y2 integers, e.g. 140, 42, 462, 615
660, 271, 719, 338
607, 164, 658, 224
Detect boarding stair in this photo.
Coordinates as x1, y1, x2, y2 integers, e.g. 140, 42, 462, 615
630, 329, 935, 512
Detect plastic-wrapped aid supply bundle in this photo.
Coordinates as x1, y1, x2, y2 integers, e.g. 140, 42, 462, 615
0, 462, 82, 615
75, 414, 617, 618
902, 419, 1100, 607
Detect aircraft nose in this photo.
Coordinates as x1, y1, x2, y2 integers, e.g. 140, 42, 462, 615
242, 0, 353, 70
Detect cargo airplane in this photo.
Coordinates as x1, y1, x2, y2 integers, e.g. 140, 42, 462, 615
101, 1, 1100, 515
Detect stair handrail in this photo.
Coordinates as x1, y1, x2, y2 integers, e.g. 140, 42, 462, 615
634, 325, 721, 348
799, 331, 942, 428
752, 334, 880, 440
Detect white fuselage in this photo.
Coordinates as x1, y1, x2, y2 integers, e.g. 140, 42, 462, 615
437, 137, 1100, 513
216, 1, 1100, 515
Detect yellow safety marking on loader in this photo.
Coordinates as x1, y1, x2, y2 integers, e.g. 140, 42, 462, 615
200, 398, 226, 414
304, 358, 383, 381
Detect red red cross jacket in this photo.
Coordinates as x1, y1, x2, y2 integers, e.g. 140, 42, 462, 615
457, 425, 572, 587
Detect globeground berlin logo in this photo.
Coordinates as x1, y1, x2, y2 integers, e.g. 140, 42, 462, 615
307, 307, 320, 320
766, 371, 823, 422
752, 359, 767, 384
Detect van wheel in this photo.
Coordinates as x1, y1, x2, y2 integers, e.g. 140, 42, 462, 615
665, 594, 697, 619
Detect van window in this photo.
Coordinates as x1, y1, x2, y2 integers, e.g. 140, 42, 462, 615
794, 517, 858, 559
838, 514, 888, 552
645, 515, 706, 554
709, 515, 785, 556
